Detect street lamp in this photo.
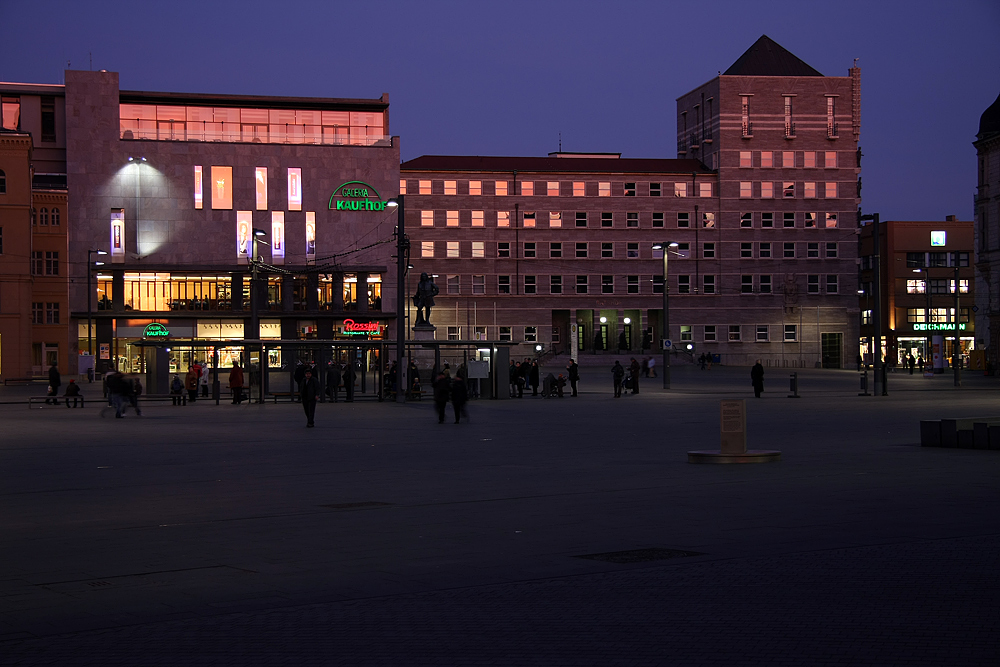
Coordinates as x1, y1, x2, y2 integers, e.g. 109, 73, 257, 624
386, 196, 406, 403
913, 268, 932, 368
652, 241, 680, 389
87, 249, 108, 361
860, 213, 885, 395
249, 228, 266, 402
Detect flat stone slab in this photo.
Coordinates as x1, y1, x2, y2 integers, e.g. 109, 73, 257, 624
688, 449, 782, 464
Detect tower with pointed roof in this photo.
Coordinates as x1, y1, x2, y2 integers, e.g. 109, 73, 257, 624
675, 35, 862, 368
973, 92, 1000, 365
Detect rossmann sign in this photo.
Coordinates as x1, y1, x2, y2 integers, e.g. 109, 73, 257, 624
328, 181, 389, 211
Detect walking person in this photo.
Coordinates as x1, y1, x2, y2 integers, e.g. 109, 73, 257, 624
300, 368, 319, 427
509, 361, 519, 398
185, 366, 199, 403
200, 363, 210, 397
629, 358, 641, 394
433, 371, 451, 424
229, 362, 244, 404
567, 359, 580, 397
907, 352, 915, 375
107, 370, 129, 417
611, 360, 625, 397
529, 361, 540, 397
647, 356, 656, 378
170, 374, 184, 405
751, 359, 765, 398
326, 362, 342, 403
451, 374, 468, 424
130, 377, 143, 416
46, 364, 61, 405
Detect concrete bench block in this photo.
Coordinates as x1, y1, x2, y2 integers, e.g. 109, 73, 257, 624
920, 421, 941, 447
990, 425, 1000, 450
957, 429, 975, 449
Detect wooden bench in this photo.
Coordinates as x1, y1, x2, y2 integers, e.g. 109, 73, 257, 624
28, 396, 86, 408
266, 391, 299, 403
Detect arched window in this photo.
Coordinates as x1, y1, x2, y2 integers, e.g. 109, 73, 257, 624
50, 207, 60, 226
0, 169, 6, 193
39, 207, 48, 226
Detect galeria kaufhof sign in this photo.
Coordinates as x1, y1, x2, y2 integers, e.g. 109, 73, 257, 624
328, 181, 389, 211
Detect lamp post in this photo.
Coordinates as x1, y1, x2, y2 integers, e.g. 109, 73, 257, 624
861, 213, 885, 395
388, 196, 405, 403
250, 228, 266, 403
913, 268, 931, 368
652, 242, 679, 389
86, 249, 108, 358
954, 262, 961, 387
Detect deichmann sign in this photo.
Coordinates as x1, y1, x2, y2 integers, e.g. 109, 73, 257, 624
341, 319, 382, 335
328, 181, 389, 211
913, 323, 967, 331
143, 323, 170, 338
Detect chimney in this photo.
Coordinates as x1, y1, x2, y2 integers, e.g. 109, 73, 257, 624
946, 215, 957, 221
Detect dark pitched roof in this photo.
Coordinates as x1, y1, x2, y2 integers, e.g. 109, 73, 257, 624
979, 92, 1000, 138
724, 35, 823, 77
400, 155, 713, 175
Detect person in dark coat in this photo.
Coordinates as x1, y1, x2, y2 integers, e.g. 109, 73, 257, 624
64, 379, 82, 408
408, 361, 421, 397
433, 372, 451, 423
629, 358, 641, 394
229, 362, 244, 404
300, 368, 319, 427
46, 364, 61, 405
326, 362, 342, 402
451, 375, 468, 423
751, 360, 765, 398
509, 362, 519, 398
567, 359, 580, 397
611, 361, 625, 397
529, 361, 540, 397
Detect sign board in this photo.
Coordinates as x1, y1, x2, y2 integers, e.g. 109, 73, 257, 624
913, 323, 966, 332
663, 339, 672, 350
930, 231, 947, 247
341, 318, 382, 336
720, 399, 747, 455
328, 181, 390, 211
467, 361, 490, 379
99, 343, 110, 360
143, 323, 170, 338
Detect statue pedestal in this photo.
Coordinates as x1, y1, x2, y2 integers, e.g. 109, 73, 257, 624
412, 324, 436, 341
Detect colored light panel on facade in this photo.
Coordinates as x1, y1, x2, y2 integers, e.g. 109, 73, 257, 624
212, 166, 233, 210
305, 211, 316, 261
110, 208, 125, 263
236, 211, 252, 259
931, 231, 947, 247
288, 168, 302, 211
255, 167, 268, 210
271, 211, 284, 265
194, 166, 203, 209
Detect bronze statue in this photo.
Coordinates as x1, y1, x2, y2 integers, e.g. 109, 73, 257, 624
413, 272, 439, 326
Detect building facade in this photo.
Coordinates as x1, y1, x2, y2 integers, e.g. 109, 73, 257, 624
974, 92, 1000, 367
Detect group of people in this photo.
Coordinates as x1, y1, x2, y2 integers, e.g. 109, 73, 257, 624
508, 358, 541, 398
610, 358, 644, 397
105, 368, 143, 417
45, 364, 83, 407
432, 364, 469, 424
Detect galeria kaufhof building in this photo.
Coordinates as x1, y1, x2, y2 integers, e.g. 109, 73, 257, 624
65, 70, 399, 376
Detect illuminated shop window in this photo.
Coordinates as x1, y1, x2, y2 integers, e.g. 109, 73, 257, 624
288, 168, 302, 211
255, 167, 268, 210
211, 166, 233, 209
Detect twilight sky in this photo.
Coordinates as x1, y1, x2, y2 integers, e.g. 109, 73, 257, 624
1, 0, 998, 221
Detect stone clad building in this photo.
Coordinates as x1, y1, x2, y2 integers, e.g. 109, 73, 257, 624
974, 92, 1000, 366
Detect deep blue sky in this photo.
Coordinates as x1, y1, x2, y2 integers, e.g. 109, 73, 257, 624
2, 0, 998, 221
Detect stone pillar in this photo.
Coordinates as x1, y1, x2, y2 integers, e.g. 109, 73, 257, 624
356, 272, 369, 313
332, 273, 345, 311
306, 273, 319, 311
112, 270, 125, 314
281, 275, 293, 312
232, 273, 244, 312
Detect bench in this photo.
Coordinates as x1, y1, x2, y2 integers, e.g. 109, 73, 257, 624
6, 378, 50, 386
266, 392, 299, 403
920, 417, 1000, 450
141, 393, 187, 405
28, 396, 86, 408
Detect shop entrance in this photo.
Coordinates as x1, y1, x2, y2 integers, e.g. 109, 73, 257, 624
821, 333, 842, 369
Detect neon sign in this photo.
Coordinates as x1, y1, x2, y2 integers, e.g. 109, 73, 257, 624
913, 323, 966, 331
342, 319, 382, 335
143, 323, 170, 338
329, 181, 389, 211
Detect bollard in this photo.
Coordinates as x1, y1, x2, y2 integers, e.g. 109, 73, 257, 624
788, 372, 799, 398
858, 370, 870, 396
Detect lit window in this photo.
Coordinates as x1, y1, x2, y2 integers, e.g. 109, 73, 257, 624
827, 98, 837, 137
825, 151, 837, 168
399, 179, 407, 195
599, 182, 611, 197
421, 210, 434, 227
447, 242, 459, 258
524, 326, 537, 341
498, 242, 510, 258
602, 243, 613, 258
444, 180, 457, 195
447, 275, 460, 294
627, 243, 639, 258
576, 243, 588, 258
825, 213, 838, 228
762, 213, 773, 228
550, 242, 562, 258
524, 242, 536, 258
703, 212, 715, 228
523, 212, 535, 228
524, 276, 536, 294
653, 212, 664, 227
624, 183, 636, 196
681, 325, 693, 341
421, 241, 434, 258
759, 243, 772, 258
699, 182, 712, 198
497, 211, 510, 227
756, 325, 769, 342
805, 212, 817, 227
705, 325, 717, 341
446, 210, 459, 227
907, 279, 926, 294
678, 212, 690, 227
783, 182, 795, 198
761, 182, 774, 199
740, 151, 752, 168
255, 167, 268, 210
674, 182, 688, 197
472, 241, 484, 258
729, 325, 742, 341
472, 210, 484, 227
550, 275, 562, 294
549, 211, 561, 227
602, 275, 614, 294
495, 180, 508, 196
759, 275, 772, 293
419, 180, 431, 195
804, 182, 816, 198
761, 151, 773, 168
951, 280, 970, 294
740, 212, 752, 228
627, 212, 638, 227
601, 212, 613, 227
211, 166, 234, 210
575, 212, 587, 227
784, 325, 797, 342
825, 182, 838, 198
650, 182, 661, 197
469, 180, 482, 195
521, 181, 535, 196
573, 182, 585, 197
783, 151, 794, 168
287, 168, 302, 211
194, 166, 203, 209
548, 181, 559, 196
804, 152, 816, 168
740, 182, 752, 198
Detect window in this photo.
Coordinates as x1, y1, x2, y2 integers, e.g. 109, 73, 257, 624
521, 181, 534, 196
576, 275, 588, 294
497, 211, 510, 227
549, 211, 562, 227
808, 275, 820, 293
699, 182, 712, 198
705, 325, 717, 342
783, 243, 796, 258
30, 252, 42, 275
784, 212, 795, 228
41, 96, 55, 142
784, 97, 794, 138
804, 182, 816, 199
761, 151, 773, 168
421, 241, 434, 258
804, 151, 816, 168
601, 212, 613, 227
627, 212, 638, 227
498, 242, 510, 258
740, 212, 752, 228
825, 151, 838, 168
951, 279, 970, 294
39, 208, 49, 226
956, 252, 971, 267
499, 326, 512, 341
741, 95, 751, 137
421, 210, 434, 227
524, 242, 536, 258
759, 275, 772, 293
524, 276, 536, 294
906, 252, 925, 268
703, 212, 715, 228
447, 326, 460, 341
826, 275, 838, 293
823, 182, 838, 199
756, 325, 769, 342
741, 275, 753, 293
50, 208, 60, 226
1, 95, 20, 131
740, 182, 752, 198
907, 279, 926, 294
32, 302, 43, 324
729, 325, 742, 341
472, 210, 484, 227
807, 242, 819, 258
45, 302, 60, 324
419, 180, 431, 195
469, 180, 482, 195
929, 252, 948, 267
762, 212, 773, 228
444, 180, 457, 195
624, 182, 636, 196
495, 180, 508, 196
741, 243, 752, 258
524, 326, 538, 342
447, 275, 460, 294
627, 275, 639, 294
596, 181, 612, 197
602, 243, 613, 258
703, 242, 715, 259
472, 275, 485, 294
783, 182, 795, 198
677, 212, 690, 228
759, 242, 772, 258
523, 212, 536, 227
681, 325, 693, 341
652, 275, 664, 294
550, 275, 563, 294
575, 212, 587, 227
627, 242, 639, 259
446, 210, 459, 227
602, 275, 614, 293
0, 226, 2, 253
825, 213, 838, 228
573, 182, 585, 196
650, 182, 661, 197
471, 241, 485, 258
674, 182, 688, 197
42, 251, 60, 275
550, 242, 562, 258
678, 275, 691, 294
761, 182, 774, 199
784, 325, 798, 342
653, 212, 664, 227
782, 151, 794, 168
827, 97, 837, 137
740, 151, 752, 168
498, 276, 511, 294
805, 212, 817, 228
929, 279, 948, 295
826, 242, 838, 258
447, 242, 460, 258
0, 169, 5, 194
703, 275, 716, 294
576, 242, 588, 258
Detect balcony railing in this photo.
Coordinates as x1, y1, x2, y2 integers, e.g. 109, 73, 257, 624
120, 120, 392, 147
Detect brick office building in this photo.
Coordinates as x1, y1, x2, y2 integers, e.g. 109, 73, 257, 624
403, 36, 862, 368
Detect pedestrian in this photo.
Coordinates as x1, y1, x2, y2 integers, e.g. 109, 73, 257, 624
433, 372, 450, 423
170, 374, 184, 405
46, 363, 61, 405
629, 358, 641, 394
408, 361, 421, 398
647, 356, 656, 378
229, 362, 244, 404
641, 357, 650, 378
185, 366, 199, 403
917, 355, 924, 374
327, 362, 342, 402
529, 361, 540, 397
567, 359, 580, 397
699, 353, 707, 370
751, 359, 764, 398
451, 374, 468, 423
108, 371, 129, 417
907, 353, 915, 375
509, 361, 519, 398
200, 363, 210, 397
300, 368, 319, 427
542, 372, 556, 397
555, 374, 566, 397
64, 379, 82, 408
130, 377, 143, 416
516, 361, 526, 398
611, 361, 625, 397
